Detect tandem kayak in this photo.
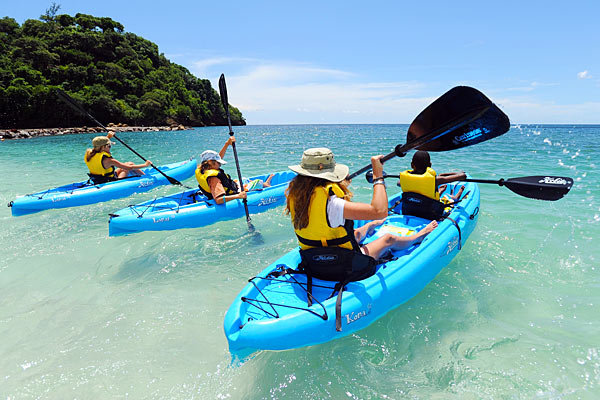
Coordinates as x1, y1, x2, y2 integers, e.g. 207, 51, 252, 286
108, 170, 297, 236
223, 180, 480, 356
9, 159, 197, 217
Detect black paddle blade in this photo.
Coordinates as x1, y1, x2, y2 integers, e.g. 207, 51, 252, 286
407, 86, 510, 152
218, 74, 229, 111
503, 176, 573, 201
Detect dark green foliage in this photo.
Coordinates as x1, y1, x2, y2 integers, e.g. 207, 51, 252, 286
0, 13, 244, 128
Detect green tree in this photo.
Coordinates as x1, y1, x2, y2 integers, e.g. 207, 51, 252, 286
0, 12, 245, 128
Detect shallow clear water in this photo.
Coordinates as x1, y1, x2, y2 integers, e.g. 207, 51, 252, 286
0, 124, 598, 399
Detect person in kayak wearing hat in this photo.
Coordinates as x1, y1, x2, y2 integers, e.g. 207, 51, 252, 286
396, 150, 465, 219
85, 136, 151, 184
196, 136, 273, 205
285, 148, 437, 263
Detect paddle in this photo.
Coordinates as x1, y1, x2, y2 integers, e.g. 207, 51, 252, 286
218, 74, 256, 233
365, 171, 573, 201
348, 86, 510, 180
56, 89, 186, 187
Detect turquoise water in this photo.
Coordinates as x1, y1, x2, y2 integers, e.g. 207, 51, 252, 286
0, 124, 598, 399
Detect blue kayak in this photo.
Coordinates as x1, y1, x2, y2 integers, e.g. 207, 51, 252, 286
9, 159, 197, 217
223, 180, 480, 356
108, 171, 296, 236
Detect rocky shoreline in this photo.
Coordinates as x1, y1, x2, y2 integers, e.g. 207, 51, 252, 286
0, 123, 192, 140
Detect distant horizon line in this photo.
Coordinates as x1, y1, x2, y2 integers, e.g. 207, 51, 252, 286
238, 123, 600, 127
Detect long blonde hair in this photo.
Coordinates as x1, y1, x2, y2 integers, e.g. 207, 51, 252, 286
285, 175, 353, 230
85, 147, 108, 162
200, 160, 216, 174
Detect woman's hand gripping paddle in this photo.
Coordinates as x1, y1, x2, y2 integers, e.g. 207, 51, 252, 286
366, 171, 574, 201
218, 74, 258, 235
348, 86, 510, 180
56, 89, 189, 187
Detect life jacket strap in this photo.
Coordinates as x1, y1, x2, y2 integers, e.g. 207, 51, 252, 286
296, 234, 352, 248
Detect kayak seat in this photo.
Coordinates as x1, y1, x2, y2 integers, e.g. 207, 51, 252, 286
296, 248, 378, 332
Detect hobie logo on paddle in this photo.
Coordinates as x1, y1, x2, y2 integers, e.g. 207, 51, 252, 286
539, 177, 568, 185
452, 127, 489, 145
313, 254, 338, 262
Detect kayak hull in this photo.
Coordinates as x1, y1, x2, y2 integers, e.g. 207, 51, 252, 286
224, 181, 480, 356
9, 159, 197, 217
108, 171, 297, 236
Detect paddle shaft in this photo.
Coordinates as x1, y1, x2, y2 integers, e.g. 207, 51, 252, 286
219, 75, 253, 228
370, 174, 507, 186
365, 171, 572, 201
56, 90, 184, 186
347, 105, 490, 180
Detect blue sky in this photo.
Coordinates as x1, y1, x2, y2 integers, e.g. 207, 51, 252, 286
4, 1, 600, 124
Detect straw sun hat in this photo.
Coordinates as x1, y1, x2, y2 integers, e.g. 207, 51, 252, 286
288, 148, 349, 182
92, 136, 115, 148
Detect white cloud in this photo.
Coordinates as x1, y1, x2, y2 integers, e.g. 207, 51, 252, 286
188, 58, 428, 123
577, 70, 592, 79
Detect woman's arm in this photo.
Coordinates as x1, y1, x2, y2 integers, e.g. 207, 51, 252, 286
215, 191, 247, 205
208, 176, 247, 205
343, 155, 388, 220
219, 137, 235, 159
103, 158, 151, 170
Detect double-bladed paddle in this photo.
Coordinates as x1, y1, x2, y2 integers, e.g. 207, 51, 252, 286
218, 74, 256, 233
365, 171, 574, 201
56, 89, 187, 187
348, 86, 510, 180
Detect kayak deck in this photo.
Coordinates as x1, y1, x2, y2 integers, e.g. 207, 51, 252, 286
224, 181, 480, 355
241, 216, 431, 322
108, 170, 296, 236
9, 159, 197, 216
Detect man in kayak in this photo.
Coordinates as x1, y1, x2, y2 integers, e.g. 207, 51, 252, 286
196, 136, 273, 205
286, 148, 437, 266
85, 136, 151, 184
395, 150, 466, 219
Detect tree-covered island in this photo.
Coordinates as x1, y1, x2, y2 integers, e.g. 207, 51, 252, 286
0, 6, 245, 130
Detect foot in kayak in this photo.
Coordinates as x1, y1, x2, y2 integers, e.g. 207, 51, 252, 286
419, 220, 438, 236
264, 174, 274, 187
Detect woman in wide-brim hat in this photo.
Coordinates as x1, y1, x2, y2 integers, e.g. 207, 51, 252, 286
285, 147, 437, 261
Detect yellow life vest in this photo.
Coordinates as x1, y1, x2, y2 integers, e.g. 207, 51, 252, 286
84, 150, 115, 177
399, 167, 439, 201
290, 183, 357, 251
195, 168, 238, 199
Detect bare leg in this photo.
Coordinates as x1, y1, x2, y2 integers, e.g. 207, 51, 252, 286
354, 219, 385, 243
263, 174, 274, 188
450, 185, 465, 202
363, 220, 438, 260
116, 162, 145, 179
115, 168, 128, 179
